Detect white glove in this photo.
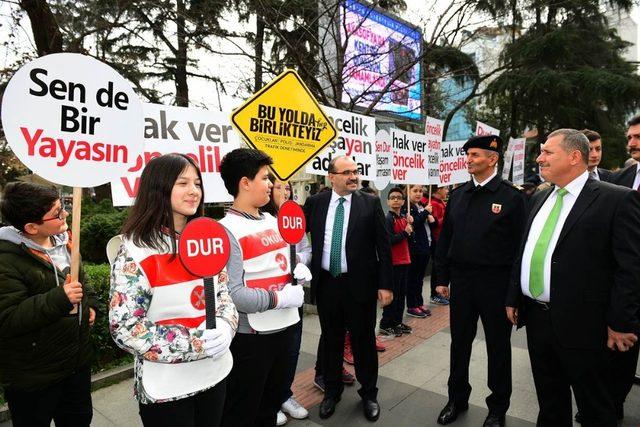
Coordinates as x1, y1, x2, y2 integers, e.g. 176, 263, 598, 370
293, 263, 312, 284
202, 320, 234, 360
275, 283, 304, 309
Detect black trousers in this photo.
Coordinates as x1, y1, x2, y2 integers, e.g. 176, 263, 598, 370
429, 240, 439, 297
222, 328, 291, 427
447, 266, 512, 414
407, 252, 429, 309
380, 264, 408, 329
609, 340, 640, 415
139, 379, 226, 427
525, 299, 616, 427
317, 270, 378, 400
6, 367, 92, 427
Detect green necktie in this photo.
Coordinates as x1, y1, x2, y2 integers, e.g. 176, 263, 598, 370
330, 197, 345, 277
529, 188, 568, 298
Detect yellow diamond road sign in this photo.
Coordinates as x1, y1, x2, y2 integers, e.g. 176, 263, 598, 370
231, 69, 337, 181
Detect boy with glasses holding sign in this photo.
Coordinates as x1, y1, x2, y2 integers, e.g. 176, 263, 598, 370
0, 182, 98, 427
379, 187, 413, 337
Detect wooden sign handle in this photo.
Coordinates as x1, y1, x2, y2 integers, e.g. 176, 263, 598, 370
69, 187, 82, 321
70, 187, 82, 281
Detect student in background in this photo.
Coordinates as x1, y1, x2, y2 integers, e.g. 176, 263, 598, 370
379, 187, 413, 337
404, 184, 436, 318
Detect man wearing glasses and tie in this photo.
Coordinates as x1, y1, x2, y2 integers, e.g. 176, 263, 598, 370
303, 155, 392, 422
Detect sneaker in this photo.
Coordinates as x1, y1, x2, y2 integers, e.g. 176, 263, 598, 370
342, 367, 355, 385
398, 323, 413, 334
277, 410, 288, 426
392, 325, 403, 337
407, 308, 427, 318
430, 295, 450, 305
379, 326, 396, 336
375, 336, 386, 352
282, 397, 309, 419
344, 332, 354, 364
313, 375, 325, 393
419, 305, 432, 316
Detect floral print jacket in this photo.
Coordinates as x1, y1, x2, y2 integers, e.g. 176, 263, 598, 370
108, 244, 238, 404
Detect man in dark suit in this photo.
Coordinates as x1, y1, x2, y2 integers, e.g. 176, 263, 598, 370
506, 128, 640, 426
581, 129, 613, 182
613, 115, 640, 189
434, 135, 526, 427
303, 155, 393, 422
604, 115, 640, 416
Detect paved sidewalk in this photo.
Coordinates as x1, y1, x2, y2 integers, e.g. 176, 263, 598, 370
3, 285, 639, 426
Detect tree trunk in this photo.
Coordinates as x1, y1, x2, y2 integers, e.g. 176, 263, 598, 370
175, 0, 189, 106
254, 12, 265, 91
19, 0, 63, 55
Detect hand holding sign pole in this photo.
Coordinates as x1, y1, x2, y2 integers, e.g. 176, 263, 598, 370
179, 218, 231, 329
277, 200, 306, 285
1, 53, 143, 322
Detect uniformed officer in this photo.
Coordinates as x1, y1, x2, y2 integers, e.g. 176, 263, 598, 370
434, 135, 526, 427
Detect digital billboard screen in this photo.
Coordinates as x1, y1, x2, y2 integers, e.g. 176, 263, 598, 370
340, 0, 422, 121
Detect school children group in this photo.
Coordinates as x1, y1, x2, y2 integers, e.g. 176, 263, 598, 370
0, 147, 450, 427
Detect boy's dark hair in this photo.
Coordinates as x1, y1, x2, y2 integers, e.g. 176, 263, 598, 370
581, 129, 601, 142
220, 148, 273, 197
121, 153, 204, 253
387, 187, 405, 199
0, 182, 59, 232
360, 186, 377, 195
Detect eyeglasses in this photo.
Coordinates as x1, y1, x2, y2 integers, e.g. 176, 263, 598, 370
330, 169, 360, 177
41, 204, 66, 222
388, 196, 404, 201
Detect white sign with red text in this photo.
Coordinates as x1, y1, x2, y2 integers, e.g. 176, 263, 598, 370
502, 138, 515, 180
1, 53, 143, 187
425, 116, 443, 185
511, 137, 526, 185
476, 121, 500, 137
439, 140, 469, 186
111, 103, 241, 206
390, 128, 429, 185
374, 130, 392, 190
305, 106, 376, 180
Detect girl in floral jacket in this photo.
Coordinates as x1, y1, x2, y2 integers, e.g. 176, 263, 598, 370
109, 153, 239, 426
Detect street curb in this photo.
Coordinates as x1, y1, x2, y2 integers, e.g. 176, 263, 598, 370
0, 363, 134, 423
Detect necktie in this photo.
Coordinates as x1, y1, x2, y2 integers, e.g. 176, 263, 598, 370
529, 188, 568, 298
329, 197, 345, 277
589, 170, 597, 180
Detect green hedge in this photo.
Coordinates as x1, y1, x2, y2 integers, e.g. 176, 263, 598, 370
79, 208, 128, 265
84, 263, 133, 373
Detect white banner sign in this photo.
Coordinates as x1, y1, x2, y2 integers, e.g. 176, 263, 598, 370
374, 130, 392, 190
305, 106, 376, 180
502, 138, 516, 180
390, 128, 429, 185
476, 121, 500, 137
439, 140, 469, 186
111, 103, 241, 206
1, 53, 143, 187
425, 116, 443, 185
511, 137, 526, 185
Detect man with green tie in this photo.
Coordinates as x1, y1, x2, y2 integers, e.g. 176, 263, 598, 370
303, 155, 393, 422
506, 128, 640, 427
